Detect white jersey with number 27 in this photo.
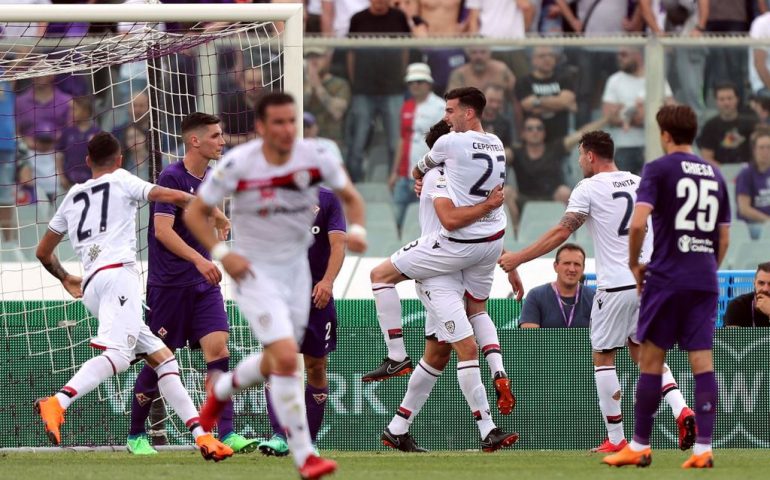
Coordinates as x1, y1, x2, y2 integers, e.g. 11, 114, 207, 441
48, 168, 154, 279
565, 170, 653, 289
427, 131, 507, 240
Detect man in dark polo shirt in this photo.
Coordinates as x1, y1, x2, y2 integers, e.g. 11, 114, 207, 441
724, 262, 770, 327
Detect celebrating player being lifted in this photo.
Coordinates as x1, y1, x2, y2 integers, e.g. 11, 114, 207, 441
499, 130, 696, 453
184, 92, 366, 480
366, 87, 518, 449
381, 119, 522, 453
34, 132, 233, 462
127, 112, 258, 455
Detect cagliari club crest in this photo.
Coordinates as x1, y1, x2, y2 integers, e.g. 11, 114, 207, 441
293, 170, 311, 189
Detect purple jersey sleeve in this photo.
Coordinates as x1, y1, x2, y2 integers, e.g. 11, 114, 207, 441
326, 190, 347, 234
154, 169, 180, 218
308, 188, 346, 284
635, 161, 660, 209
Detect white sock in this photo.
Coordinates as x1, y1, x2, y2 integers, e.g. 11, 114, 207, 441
388, 359, 442, 435
630, 439, 649, 451
55, 353, 128, 409
155, 357, 204, 439
693, 443, 712, 455
594, 366, 625, 444
661, 363, 688, 418
269, 374, 314, 467
469, 312, 505, 376
213, 353, 265, 401
373, 283, 407, 362
457, 359, 495, 438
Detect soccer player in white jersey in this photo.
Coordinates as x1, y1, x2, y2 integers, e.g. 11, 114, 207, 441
381, 120, 522, 453
184, 92, 367, 480
34, 132, 234, 462
498, 130, 696, 453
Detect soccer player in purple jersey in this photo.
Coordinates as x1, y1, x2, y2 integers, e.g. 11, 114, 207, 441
604, 105, 731, 469
259, 187, 347, 456
126, 113, 258, 455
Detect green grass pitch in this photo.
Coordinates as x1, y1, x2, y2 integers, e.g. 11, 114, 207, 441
1, 450, 768, 479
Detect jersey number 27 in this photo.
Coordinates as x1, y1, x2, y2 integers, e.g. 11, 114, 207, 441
73, 183, 110, 241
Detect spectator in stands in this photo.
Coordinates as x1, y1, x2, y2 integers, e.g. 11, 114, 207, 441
736, 128, 770, 239
56, 96, 99, 191
467, 0, 535, 77
750, 94, 770, 125
481, 84, 513, 160
0, 78, 18, 251
697, 82, 756, 166
639, 0, 708, 116
15, 74, 71, 147
749, 11, 770, 98
304, 111, 344, 165
705, 0, 756, 101
518, 243, 595, 328
303, 47, 351, 152
515, 46, 576, 141
23, 122, 57, 204
602, 46, 672, 175
345, 0, 411, 182
446, 46, 516, 98
323, 0, 370, 37
724, 262, 770, 327
506, 113, 607, 232
220, 66, 264, 146
121, 123, 150, 181
390, 0, 429, 36
388, 63, 444, 232
113, 91, 150, 172
0, 0, 50, 39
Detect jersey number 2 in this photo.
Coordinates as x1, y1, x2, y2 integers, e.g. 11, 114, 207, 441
612, 191, 633, 236
73, 183, 110, 241
469, 153, 506, 197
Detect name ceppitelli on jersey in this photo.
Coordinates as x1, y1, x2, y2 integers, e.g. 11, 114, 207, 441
681, 161, 715, 177
472, 142, 504, 152
612, 179, 636, 188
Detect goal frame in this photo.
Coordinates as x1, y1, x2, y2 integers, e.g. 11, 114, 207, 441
0, 2, 305, 122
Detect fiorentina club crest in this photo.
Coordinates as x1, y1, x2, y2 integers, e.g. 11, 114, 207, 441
313, 205, 320, 216
312, 393, 328, 404
157, 327, 168, 339
135, 393, 152, 406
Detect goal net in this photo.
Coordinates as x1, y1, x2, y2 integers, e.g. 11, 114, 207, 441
0, 2, 302, 448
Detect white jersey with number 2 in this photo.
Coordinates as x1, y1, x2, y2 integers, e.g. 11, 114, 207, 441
427, 131, 507, 240
48, 168, 154, 279
565, 170, 653, 289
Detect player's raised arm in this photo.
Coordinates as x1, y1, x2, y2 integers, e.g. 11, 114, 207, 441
147, 185, 195, 209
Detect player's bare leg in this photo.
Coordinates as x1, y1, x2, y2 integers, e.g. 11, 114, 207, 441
199, 331, 259, 453
144, 347, 233, 462
453, 335, 518, 452
382, 338, 452, 452
364, 260, 413, 382
466, 298, 514, 415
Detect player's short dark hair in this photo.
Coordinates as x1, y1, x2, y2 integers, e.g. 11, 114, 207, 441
555, 243, 586, 265
87, 131, 120, 167
578, 130, 614, 161
181, 112, 220, 136
757, 262, 770, 275
445, 86, 486, 118
425, 120, 451, 149
256, 91, 295, 121
714, 81, 739, 98
656, 105, 697, 145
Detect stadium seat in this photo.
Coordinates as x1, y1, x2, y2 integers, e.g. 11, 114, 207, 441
364, 202, 401, 256
518, 218, 556, 245
726, 241, 770, 270
355, 182, 392, 203
719, 164, 745, 183
729, 222, 753, 245
758, 222, 770, 240
401, 203, 421, 241
519, 201, 565, 233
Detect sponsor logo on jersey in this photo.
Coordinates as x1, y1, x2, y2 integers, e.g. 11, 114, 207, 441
597, 299, 604, 310
88, 244, 102, 262
118, 295, 128, 306
445, 321, 455, 334
678, 234, 714, 254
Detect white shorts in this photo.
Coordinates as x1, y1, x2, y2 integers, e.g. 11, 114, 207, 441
391, 230, 503, 301
416, 273, 474, 344
235, 255, 312, 346
590, 287, 639, 351
82, 265, 165, 361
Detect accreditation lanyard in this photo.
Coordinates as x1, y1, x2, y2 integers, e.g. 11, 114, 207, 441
552, 282, 580, 328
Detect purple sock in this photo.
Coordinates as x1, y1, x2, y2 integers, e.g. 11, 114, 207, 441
305, 384, 329, 443
129, 364, 159, 436
264, 382, 284, 438
207, 358, 234, 438
693, 371, 718, 445
632, 373, 662, 446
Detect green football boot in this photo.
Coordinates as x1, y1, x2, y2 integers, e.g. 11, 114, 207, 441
127, 434, 158, 455
220, 432, 260, 453
258, 434, 290, 457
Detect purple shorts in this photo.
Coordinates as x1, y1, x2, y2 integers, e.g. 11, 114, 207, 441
300, 301, 337, 358
146, 282, 229, 350
637, 285, 717, 351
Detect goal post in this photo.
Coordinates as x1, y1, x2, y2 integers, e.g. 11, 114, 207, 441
0, 2, 302, 448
